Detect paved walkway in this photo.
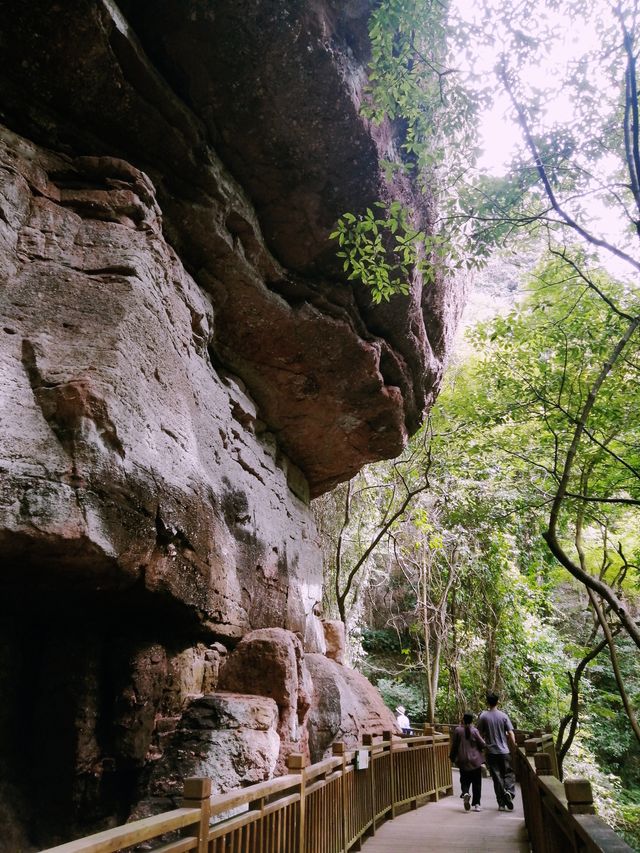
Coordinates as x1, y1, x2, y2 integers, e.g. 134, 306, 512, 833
362, 770, 530, 852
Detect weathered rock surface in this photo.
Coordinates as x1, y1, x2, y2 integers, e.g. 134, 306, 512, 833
0, 1, 464, 847
0, 622, 227, 849
0, 0, 463, 495
218, 628, 313, 773
322, 619, 347, 665
134, 693, 280, 816
306, 654, 399, 762
0, 128, 323, 646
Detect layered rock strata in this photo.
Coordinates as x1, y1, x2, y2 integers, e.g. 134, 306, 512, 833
132, 629, 398, 819
0, 0, 463, 848
0, 128, 323, 647
0, 0, 462, 494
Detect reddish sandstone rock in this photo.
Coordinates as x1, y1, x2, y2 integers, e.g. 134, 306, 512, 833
0, 128, 324, 648
306, 654, 398, 762
322, 620, 347, 665
0, 0, 464, 495
134, 692, 280, 813
0, 1, 465, 845
218, 628, 313, 772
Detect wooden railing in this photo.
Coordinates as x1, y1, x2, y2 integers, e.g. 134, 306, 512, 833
39, 728, 453, 853
515, 731, 634, 853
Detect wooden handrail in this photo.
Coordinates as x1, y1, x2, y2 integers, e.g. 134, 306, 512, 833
40, 721, 635, 852
208, 772, 302, 817
304, 754, 343, 783
438, 722, 631, 852
37, 730, 453, 853
49, 723, 632, 853
38, 808, 201, 853
514, 735, 634, 852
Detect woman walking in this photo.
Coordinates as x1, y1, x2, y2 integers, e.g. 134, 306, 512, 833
449, 712, 487, 812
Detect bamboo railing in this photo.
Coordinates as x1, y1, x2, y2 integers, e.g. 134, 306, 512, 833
38, 728, 453, 853
514, 731, 634, 853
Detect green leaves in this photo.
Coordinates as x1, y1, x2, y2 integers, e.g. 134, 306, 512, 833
330, 204, 426, 302
330, 0, 483, 303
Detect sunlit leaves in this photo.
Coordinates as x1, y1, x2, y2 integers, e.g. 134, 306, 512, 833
469, 0, 640, 278
459, 256, 640, 609
330, 202, 457, 302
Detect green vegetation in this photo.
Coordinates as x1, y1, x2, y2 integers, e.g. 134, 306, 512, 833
315, 264, 640, 841
319, 3, 640, 842
330, 0, 481, 302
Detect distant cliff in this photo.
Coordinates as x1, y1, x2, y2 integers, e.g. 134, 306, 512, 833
0, 1, 463, 847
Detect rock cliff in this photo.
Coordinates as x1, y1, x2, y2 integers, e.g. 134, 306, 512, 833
0, 1, 463, 847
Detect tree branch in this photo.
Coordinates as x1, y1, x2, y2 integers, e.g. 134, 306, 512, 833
543, 315, 640, 648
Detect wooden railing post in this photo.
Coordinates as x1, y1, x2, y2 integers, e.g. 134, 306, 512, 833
525, 738, 540, 756
333, 741, 348, 853
541, 734, 560, 779
423, 725, 438, 801
383, 730, 396, 819
182, 777, 212, 853
288, 752, 306, 853
36, 721, 638, 853
363, 733, 376, 835
408, 738, 419, 810
534, 752, 553, 777
564, 778, 596, 815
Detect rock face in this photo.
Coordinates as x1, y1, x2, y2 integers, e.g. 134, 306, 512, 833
322, 619, 347, 665
0, 128, 322, 647
0, 0, 462, 495
0, 1, 463, 848
135, 693, 281, 816
306, 654, 399, 761
218, 628, 313, 774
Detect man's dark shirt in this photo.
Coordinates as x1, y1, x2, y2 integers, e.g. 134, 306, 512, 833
477, 708, 514, 755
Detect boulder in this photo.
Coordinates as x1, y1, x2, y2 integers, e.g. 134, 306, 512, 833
218, 628, 313, 772
322, 620, 346, 665
306, 654, 397, 761
135, 692, 280, 811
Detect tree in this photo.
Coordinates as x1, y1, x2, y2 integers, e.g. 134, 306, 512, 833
314, 438, 433, 627
466, 261, 640, 739
321, 4, 640, 827
346, 377, 571, 729
456, 2, 640, 649
388, 510, 462, 723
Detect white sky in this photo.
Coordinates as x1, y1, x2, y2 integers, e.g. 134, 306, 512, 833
450, 0, 638, 282
476, 94, 514, 175
451, 0, 614, 175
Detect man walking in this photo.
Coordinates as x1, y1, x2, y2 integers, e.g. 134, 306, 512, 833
477, 691, 516, 810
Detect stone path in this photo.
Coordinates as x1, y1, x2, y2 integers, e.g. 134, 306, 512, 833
361, 770, 531, 852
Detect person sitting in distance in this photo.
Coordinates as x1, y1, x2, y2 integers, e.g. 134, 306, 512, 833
395, 705, 411, 734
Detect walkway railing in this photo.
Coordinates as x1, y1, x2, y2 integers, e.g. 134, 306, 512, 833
515, 731, 634, 853
39, 728, 453, 853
